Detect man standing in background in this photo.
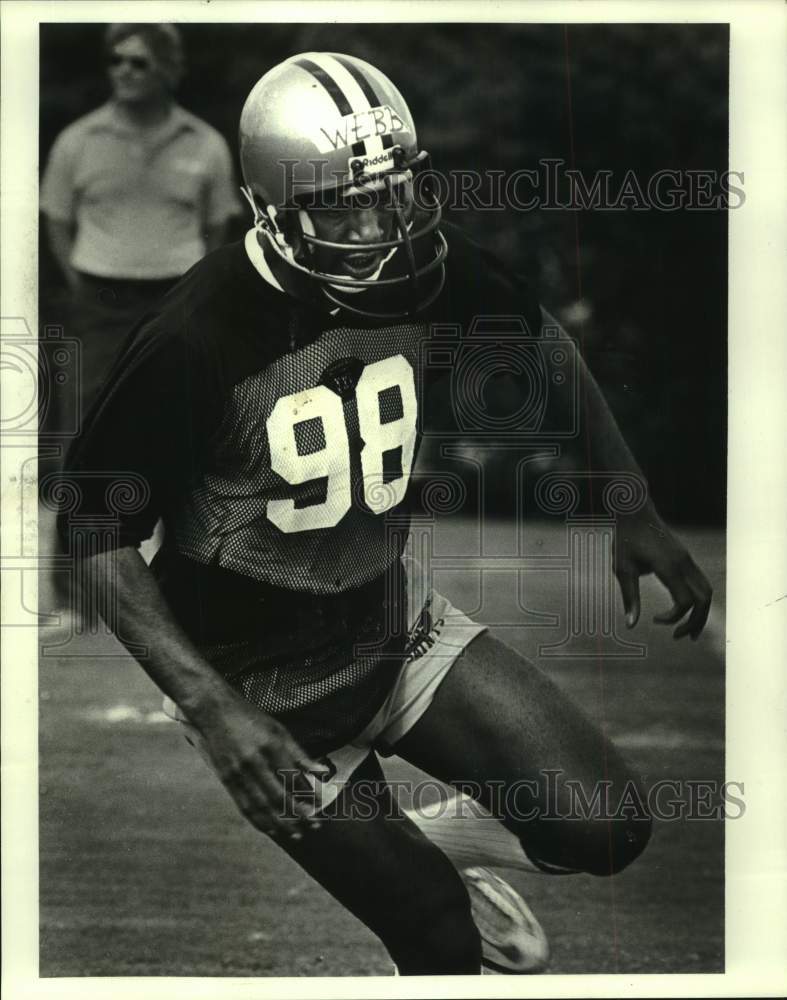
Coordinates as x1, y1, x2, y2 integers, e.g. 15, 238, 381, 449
41, 23, 240, 414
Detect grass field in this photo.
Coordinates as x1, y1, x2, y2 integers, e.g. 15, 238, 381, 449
38, 518, 725, 977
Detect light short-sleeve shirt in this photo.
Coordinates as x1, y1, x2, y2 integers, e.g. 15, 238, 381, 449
40, 102, 241, 280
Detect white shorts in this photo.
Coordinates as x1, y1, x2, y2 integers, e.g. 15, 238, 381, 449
162, 589, 486, 814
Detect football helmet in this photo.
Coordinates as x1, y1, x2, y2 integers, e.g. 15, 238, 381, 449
239, 52, 447, 318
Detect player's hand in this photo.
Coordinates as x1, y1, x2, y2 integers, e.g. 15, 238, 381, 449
614, 508, 713, 640
196, 693, 330, 840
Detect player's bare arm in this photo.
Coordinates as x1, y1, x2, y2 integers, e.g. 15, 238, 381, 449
80, 545, 328, 839
542, 310, 713, 639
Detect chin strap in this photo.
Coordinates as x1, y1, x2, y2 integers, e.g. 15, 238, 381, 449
299, 204, 404, 295
241, 183, 406, 292
241, 186, 301, 268
239, 181, 447, 318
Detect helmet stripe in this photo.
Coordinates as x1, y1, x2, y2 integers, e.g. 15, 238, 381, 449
310, 53, 372, 114
332, 54, 378, 106
332, 55, 394, 150
310, 54, 386, 163
294, 57, 366, 157
294, 57, 353, 116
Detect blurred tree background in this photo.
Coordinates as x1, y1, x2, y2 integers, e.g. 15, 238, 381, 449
40, 22, 727, 524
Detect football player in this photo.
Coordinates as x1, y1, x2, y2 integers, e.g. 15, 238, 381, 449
58, 53, 713, 975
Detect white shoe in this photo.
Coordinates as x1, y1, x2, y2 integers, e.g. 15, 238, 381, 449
461, 867, 550, 974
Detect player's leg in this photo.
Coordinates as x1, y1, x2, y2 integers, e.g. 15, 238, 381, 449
393, 633, 651, 877
273, 751, 482, 975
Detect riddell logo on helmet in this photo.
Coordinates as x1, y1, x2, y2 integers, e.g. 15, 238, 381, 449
312, 105, 409, 154
347, 150, 395, 174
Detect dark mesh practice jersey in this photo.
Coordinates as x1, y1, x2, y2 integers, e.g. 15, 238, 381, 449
177, 316, 427, 593
59, 222, 542, 753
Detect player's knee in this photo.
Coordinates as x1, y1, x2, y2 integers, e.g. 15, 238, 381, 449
515, 793, 652, 877
573, 768, 653, 876
583, 807, 653, 876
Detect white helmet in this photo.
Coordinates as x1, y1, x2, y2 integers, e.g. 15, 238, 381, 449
239, 52, 447, 318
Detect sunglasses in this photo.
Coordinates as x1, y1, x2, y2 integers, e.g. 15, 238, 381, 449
108, 53, 152, 72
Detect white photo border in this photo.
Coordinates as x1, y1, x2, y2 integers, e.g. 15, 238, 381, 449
2, 1, 785, 997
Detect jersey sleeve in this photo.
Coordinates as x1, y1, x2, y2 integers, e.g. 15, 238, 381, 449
444, 223, 543, 337
421, 223, 544, 426
55, 317, 222, 553
40, 127, 79, 222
